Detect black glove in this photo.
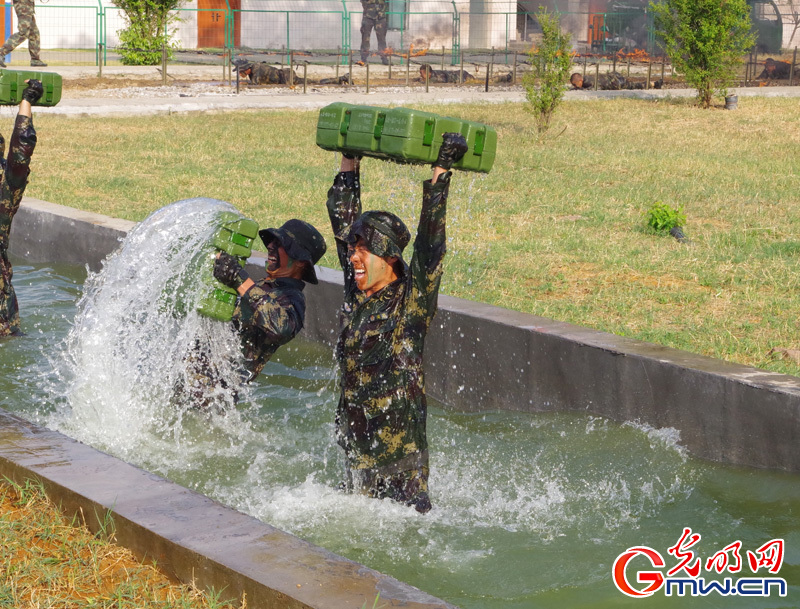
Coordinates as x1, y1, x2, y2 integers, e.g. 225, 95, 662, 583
342, 151, 362, 160
213, 251, 249, 289
22, 80, 43, 104
435, 132, 468, 170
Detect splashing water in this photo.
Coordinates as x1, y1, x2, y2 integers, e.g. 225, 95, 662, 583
47, 198, 252, 462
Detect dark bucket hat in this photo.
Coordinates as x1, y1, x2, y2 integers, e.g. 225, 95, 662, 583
259, 219, 327, 284
336, 210, 410, 260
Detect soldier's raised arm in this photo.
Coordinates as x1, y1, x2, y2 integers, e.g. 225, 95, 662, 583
326, 154, 362, 287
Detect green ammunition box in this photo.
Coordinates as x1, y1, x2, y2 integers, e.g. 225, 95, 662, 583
315, 103, 496, 173
379, 107, 497, 173
197, 212, 260, 322
0, 69, 62, 106
315, 102, 352, 151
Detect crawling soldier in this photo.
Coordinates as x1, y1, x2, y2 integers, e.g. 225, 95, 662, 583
326, 133, 468, 513
419, 63, 474, 83
234, 60, 300, 85
0, 80, 42, 337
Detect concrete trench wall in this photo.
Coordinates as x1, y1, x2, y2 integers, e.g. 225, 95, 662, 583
7, 197, 800, 602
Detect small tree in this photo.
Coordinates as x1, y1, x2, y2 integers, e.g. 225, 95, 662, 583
650, 0, 755, 108
522, 9, 574, 134
114, 0, 184, 66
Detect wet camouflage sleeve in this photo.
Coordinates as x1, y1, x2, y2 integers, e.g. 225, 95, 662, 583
0, 114, 37, 336
233, 278, 305, 379
1, 0, 42, 59
326, 170, 361, 294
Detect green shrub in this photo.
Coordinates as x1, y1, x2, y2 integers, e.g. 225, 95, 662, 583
646, 201, 686, 234
650, 0, 755, 108
522, 8, 574, 134
114, 0, 184, 66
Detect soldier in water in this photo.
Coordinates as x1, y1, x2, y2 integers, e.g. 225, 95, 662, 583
325, 133, 468, 513
0, 80, 43, 337
212, 220, 327, 383
360, 0, 389, 65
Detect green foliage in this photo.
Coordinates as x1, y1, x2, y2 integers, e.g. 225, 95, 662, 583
113, 0, 184, 66
522, 9, 573, 134
646, 201, 686, 234
650, 0, 755, 108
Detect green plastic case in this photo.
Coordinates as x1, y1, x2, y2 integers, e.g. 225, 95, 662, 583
197, 212, 260, 322
315, 102, 496, 173
0, 69, 62, 106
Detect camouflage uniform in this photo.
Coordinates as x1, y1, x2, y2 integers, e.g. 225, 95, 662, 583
326, 168, 452, 511
232, 277, 306, 380
0, 114, 37, 337
360, 0, 388, 64
420, 64, 474, 83
1, 0, 43, 61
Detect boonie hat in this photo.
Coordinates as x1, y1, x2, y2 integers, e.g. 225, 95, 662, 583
337, 210, 410, 260
260, 219, 327, 284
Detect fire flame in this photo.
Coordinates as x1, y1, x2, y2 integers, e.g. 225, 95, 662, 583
384, 44, 429, 59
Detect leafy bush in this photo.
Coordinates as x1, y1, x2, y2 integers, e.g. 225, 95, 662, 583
522, 9, 574, 134
114, 0, 184, 66
646, 201, 686, 234
650, 0, 755, 108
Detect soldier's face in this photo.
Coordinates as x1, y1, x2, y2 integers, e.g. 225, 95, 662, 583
348, 237, 396, 296
266, 240, 291, 275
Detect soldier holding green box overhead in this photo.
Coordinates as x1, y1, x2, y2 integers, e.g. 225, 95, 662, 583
326, 132, 468, 513
0, 79, 42, 337
211, 219, 327, 383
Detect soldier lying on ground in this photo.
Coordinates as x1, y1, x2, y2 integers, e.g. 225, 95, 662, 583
570, 71, 662, 90
233, 60, 301, 85
0, 80, 43, 337
419, 63, 474, 83
758, 58, 792, 81
181, 220, 326, 409
318, 74, 351, 86
325, 133, 468, 513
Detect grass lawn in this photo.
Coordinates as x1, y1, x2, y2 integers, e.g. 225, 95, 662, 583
0, 478, 242, 608
21, 96, 800, 375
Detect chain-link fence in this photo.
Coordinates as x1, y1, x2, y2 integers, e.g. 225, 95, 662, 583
2, 0, 796, 89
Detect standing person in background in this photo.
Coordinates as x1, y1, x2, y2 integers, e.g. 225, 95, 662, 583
360, 0, 389, 65
0, 80, 43, 336
0, 0, 47, 67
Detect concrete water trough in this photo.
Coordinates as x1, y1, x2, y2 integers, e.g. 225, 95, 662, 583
6, 197, 800, 606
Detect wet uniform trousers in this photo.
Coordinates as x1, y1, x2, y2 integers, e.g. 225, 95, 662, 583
360, 0, 388, 63
0, 114, 36, 337
326, 169, 452, 511
1, 0, 42, 61
232, 277, 306, 381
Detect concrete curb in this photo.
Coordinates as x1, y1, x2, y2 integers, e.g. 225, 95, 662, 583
0, 409, 455, 609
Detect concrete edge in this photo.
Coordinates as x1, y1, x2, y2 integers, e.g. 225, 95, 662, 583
0, 409, 455, 609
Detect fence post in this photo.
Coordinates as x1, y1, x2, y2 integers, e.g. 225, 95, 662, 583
512, 51, 517, 85
303, 62, 307, 94
594, 62, 599, 90
349, 50, 353, 86
441, 46, 445, 71
460, 50, 464, 84
425, 62, 429, 92
791, 47, 797, 86
162, 42, 167, 86
388, 52, 392, 79
98, 43, 103, 78
236, 63, 240, 94
646, 60, 652, 89
627, 56, 630, 78
406, 51, 410, 86
289, 50, 294, 87
366, 62, 370, 94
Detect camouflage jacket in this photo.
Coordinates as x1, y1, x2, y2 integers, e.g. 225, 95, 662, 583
326, 170, 451, 471
361, 0, 387, 21
232, 276, 305, 380
0, 115, 37, 337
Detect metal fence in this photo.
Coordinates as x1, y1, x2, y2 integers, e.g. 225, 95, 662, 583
0, 0, 794, 73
